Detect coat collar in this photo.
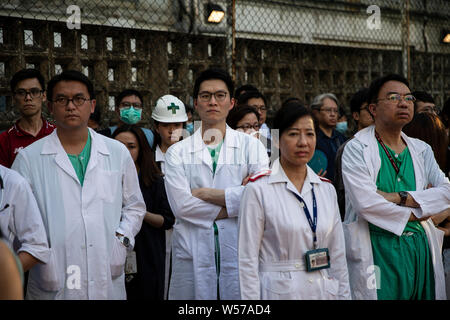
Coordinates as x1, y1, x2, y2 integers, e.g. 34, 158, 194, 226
354, 124, 427, 154
268, 158, 322, 196
189, 124, 239, 153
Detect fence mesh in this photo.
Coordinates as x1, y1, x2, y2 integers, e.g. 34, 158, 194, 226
0, 0, 449, 129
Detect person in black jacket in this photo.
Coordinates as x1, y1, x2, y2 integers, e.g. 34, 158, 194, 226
113, 125, 174, 300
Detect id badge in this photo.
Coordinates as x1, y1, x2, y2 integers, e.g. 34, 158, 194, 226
125, 250, 137, 275
305, 248, 330, 272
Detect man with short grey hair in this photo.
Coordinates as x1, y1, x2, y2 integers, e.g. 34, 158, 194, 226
311, 93, 347, 182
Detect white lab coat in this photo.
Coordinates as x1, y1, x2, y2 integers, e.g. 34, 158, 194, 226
164, 125, 269, 299
155, 144, 172, 300
341, 125, 449, 300
0, 164, 49, 263
12, 129, 146, 300
238, 159, 351, 300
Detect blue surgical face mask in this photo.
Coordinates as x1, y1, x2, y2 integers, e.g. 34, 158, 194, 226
186, 122, 194, 134
335, 121, 348, 134
120, 107, 142, 125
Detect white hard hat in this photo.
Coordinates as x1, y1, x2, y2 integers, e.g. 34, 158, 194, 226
151, 94, 188, 123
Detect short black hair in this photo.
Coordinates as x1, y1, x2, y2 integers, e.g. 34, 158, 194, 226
47, 70, 95, 101
368, 74, 410, 104
117, 89, 143, 106
89, 105, 101, 123
193, 68, 234, 99
234, 84, 259, 98
10, 68, 46, 92
412, 91, 435, 104
281, 97, 303, 109
226, 105, 260, 129
273, 101, 315, 137
350, 88, 370, 114
237, 91, 267, 107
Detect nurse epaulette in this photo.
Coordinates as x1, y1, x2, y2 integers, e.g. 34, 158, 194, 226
248, 169, 272, 182
319, 177, 332, 184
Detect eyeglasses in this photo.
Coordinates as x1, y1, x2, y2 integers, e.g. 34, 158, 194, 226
236, 124, 260, 131
119, 102, 142, 110
320, 107, 339, 114
377, 93, 416, 103
51, 95, 90, 107
250, 105, 267, 112
198, 91, 228, 102
14, 88, 44, 99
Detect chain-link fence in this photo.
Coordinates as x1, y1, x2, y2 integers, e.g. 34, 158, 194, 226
0, 0, 449, 129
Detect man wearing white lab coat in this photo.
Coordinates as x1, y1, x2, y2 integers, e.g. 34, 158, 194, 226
342, 74, 449, 300
164, 68, 269, 299
0, 164, 49, 271
12, 70, 146, 299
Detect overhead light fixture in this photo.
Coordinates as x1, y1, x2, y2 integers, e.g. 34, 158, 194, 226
206, 3, 225, 24
442, 30, 450, 44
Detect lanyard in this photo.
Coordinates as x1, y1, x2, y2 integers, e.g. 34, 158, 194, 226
374, 131, 406, 175
291, 185, 318, 248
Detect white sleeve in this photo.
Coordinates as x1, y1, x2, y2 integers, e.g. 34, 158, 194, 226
116, 148, 146, 249
238, 183, 265, 300
324, 184, 351, 300
4, 168, 50, 263
341, 140, 411, 236
407, 144, 450, 217
164, 146, 221, 229
225, 138, 269, 218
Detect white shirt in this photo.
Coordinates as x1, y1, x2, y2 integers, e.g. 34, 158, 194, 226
155, 144, 166, 174
12, 129, 146, 300
238, 159, 351, 300
164, 125, 269, 299
341, 125, 450, 300
0, 164, 49, 263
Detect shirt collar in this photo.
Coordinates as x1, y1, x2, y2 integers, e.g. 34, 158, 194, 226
155, 144, 165, 162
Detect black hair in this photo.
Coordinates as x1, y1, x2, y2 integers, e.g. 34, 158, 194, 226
10, 68, 45, 92
89, 105, 101, 123
117, 89, 143, 107
237, 91, 267, 107
226, 105, 260, 129
185, 103, 194, 114
47, 70, 95, 101
412, 91, 435, 104
281, 97, 303, 109
367, 74, 410, 104
350, 88, 370, 114
439, 97, 450, 128
273, 101, 315, 137
193, 68, 234, 99
112, 125, 162, 187
234, 84, 259, 98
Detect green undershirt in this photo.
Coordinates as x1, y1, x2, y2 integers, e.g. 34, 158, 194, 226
370, 141, 435, 300
67, 132, 92, 186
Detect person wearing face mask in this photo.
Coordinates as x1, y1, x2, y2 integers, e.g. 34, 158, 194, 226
98, 89, 154, 148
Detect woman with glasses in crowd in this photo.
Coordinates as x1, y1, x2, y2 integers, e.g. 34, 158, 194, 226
238, 102, 350, 300
226, 105, 260, 138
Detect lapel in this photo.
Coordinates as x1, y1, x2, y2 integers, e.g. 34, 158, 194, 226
189, 125, 213, 174
41, 130, 79, 184
215, 125, 239, 175
401, 132, 426, 190
85, 128, 110, 176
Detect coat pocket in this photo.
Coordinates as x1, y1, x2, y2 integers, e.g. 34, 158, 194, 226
323, 276, 340, 299
33, 248, 61, 292
260, 272, 296, 299
110, 237, 127, 278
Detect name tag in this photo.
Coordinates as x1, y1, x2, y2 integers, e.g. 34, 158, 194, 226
305, 248, 330, 272
125, 250, 137, 275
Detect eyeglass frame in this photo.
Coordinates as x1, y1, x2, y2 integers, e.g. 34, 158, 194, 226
49, 95, 91, 107
319, 107, 339, 114
118, 102, 143, 110
236, 123, 260, 131
197, 90, 228, 102
13, 88, 44, 99
375, 93, 416, 104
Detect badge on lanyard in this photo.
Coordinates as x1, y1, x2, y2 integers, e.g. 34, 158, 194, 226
125, 250, 137, 275
292, 185, 331, 272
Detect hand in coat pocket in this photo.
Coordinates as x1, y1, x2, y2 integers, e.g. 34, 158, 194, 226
110, 237, 127, 278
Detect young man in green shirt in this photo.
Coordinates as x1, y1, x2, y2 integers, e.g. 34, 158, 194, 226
341, 74, 450, 300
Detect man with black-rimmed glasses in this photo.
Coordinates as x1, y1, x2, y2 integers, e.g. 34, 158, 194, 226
0, 69, 55, 168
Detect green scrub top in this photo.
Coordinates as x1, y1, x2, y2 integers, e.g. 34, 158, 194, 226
207, 141, 223, 176
67, 132, 92, 186
370, 141, 435, 300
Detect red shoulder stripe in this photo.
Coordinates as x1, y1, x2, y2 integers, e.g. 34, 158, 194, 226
249, 169, 271, 182
319, 177, 332, 183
